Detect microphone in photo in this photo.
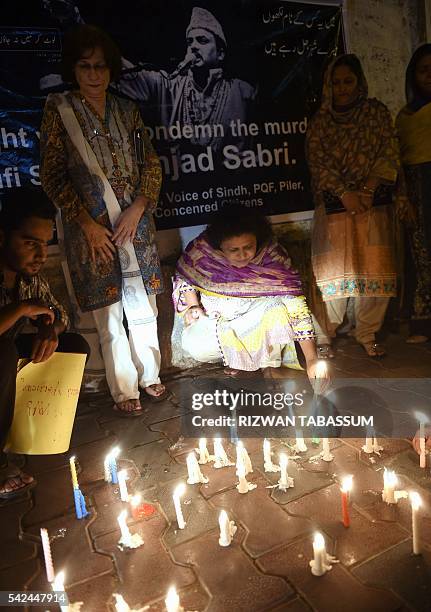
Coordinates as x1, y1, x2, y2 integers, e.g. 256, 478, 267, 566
169, 53, 196, 79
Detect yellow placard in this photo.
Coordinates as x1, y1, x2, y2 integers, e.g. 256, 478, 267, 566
6, 352, 86, 455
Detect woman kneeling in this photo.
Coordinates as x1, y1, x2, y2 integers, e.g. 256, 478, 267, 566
173, 210, 321, 382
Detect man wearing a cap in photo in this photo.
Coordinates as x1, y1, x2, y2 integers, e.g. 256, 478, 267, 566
118, 6, 256, 154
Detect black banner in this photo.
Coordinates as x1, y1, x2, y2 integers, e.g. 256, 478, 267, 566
0, 1, 343, 229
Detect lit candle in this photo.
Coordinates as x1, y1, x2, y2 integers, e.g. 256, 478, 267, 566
278, 453, 294, 490
410, 491, 422, 555
382, 468, 397, 504
362, 437, 374, 454
340, 475, 353, 528
213, 438, 234, 468
165, 586, 183, 612
321, 438, 334, 462
173, 483, 186, 529
117, 510, 132, 547
197, 438, 211, 464
186, 452, 208, 484
118, 469, 129, 502
294, 430, 308, 453
236, 441, 253, 475
310, 532, 326, 576
40, 527, 55, 583
236, 461, 256, 494
117, 509, 144, 549
114, 594, 131, 612
218, 510, 237, 547
373, 437, 383, 453
263, 438, 271, 465
52, 571, 68, 612
414, 411, 428, 469
69, 456, 79, 489
263, 439, 280, 472
104, 446, 120, 483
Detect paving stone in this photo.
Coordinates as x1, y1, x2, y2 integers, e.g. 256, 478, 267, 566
98, 415, 163, 450
342, 438, 412, 465
0, 499, 35, 570
25, 510, 112, 590
64, 572, 116, 611
257, 537, 407, 612
88, 481, 134, 538
149, 416, 184, 444
386, 449, 431, 492
95, 511, 196, 605
0, 558, 39, 592
126, 439, 188, 488
198, 462, 240, 499
353, 540, 431, 612
156, 477, 219, 548
211, 479, 311, 558
22, 467, 74, 526
266, 460, 334, 505
71, 436, 120, 486
284, 482, 409, 566
172, 526, 293, 611
69, 413, 108, 448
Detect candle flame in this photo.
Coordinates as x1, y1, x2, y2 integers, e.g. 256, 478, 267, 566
279, 453, 288, 469
165, 585, 180, 609
130, 493, 142, 508
53, 570, 65, 590
410, 491, 422, 510
173, 483, 186, 498
341, 475, 353, 493
113, 593, 131, 612
313, 532, 325, 550
383, 468, 397, 487
315, 360, 327, 378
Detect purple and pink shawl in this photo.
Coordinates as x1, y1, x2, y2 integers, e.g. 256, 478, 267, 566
174, 232, 303, 299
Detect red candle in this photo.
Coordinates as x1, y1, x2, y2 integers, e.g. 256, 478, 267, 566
340, 475, 353, 528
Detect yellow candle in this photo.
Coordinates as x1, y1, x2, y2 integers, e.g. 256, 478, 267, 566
69, 456, 79, 489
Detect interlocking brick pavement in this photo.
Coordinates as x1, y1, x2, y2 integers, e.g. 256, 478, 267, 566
0, 334, 430, 611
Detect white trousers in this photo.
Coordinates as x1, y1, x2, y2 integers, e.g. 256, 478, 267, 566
313, 296, 390, 345
92, 295, 161, 403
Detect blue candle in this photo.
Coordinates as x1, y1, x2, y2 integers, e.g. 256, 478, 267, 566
73, 487, 83, 519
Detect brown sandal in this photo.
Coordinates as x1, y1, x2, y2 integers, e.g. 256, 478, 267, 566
361, 342, 386, 358
112, 399, 143, 418
0, 466, 36, 501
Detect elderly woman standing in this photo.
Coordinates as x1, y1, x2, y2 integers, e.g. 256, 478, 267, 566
306, 54, 400, 358
40, 25, 166, 415
396, 44, 431, 343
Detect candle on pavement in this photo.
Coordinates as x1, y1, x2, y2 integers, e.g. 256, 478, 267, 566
310, 532, 326, 576
69, 456, 79, 489
321, 438, 334, 462
40, 527, 55, 583
118, 469, 129, 502
218, 510, 237, 547
165, 586, 183, 612
294, 430, 308, 453
52, 571, 68, 612
382, 468, 397, 504
173, 483, 186, 529
410, 491, 422, 555
278, 453, 294, 490
340, 475, 353, 528
186, 452, 208, 484
197, 438, 211, 464
213, 438, 234, 468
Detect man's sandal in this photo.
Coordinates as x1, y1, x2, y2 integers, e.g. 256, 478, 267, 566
0, 466, 36, 501
112, 399, 143, 418
361, 342, 386, 358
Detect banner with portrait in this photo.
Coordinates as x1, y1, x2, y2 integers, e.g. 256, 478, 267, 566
0, 1, 343, 229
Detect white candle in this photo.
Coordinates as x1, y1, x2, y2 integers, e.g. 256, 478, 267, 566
321, 438, 334, 462
40, 527, 55, 583
362, 437, 374, 453
117, 510, 132, 546
294, 430, 308, 452
373, 437, 383, 453
52, 571, 68, 612
382, 468, 397, 504
173, 483, 186, 529
197, 438, 210, 464
236, 441, 252, 475
410, 491, 422, 555
165, 586, 183, 612
118, 469, 129, 502
414, 411, 428, 468
310, 532, 326, 576
236, 461, 250, 494
186, 452, 208, 484
213, 438, 233, 468
218, 510, 237, 547
263, 439, 271, 465
114, 594, 131, 612
278, 453, 294, 490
